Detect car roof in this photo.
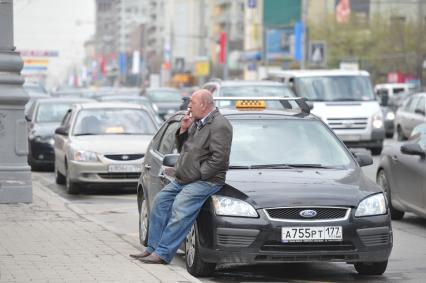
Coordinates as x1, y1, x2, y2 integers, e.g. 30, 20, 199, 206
207, 80, 287, 87
36, 97, 93, 104
100, 95, 149, 100
268, 69, 370, 77
78, 102, 146, 110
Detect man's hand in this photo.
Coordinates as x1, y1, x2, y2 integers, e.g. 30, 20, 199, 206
180, 111, 194, 134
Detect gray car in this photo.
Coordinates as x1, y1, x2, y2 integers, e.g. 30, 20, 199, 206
395, 93, 426, 141
377, 123, 426, 220
54, 103, 159, 194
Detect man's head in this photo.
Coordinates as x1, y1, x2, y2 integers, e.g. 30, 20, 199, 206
188, 89, 215, 120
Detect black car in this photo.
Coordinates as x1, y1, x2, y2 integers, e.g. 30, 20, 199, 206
137, 97, 392, 277
377, 122, 426, 220
26, 97, 93, 170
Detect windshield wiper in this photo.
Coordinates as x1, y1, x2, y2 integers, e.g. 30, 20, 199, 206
74, 133, 99, 136
284, 164, 336, 169
250, 164, 296, 169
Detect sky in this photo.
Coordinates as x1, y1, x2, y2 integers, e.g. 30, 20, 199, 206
13, 0, 95, 88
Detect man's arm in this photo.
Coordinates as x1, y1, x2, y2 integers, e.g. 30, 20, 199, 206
200, 120, 233, 180
175, 112, 193, 152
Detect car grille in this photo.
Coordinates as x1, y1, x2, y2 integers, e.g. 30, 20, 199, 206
103, 154, 144, 161
326, 117, 368, 130
359, 233, 390, 246
265, 207, 348, 221
98, 173, 140, 179
255, 254, 359, 262
260, 241, 356, 252
217, 235, 256, 248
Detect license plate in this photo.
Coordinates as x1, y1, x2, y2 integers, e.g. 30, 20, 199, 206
108, 164, 142, 173
341, 135, 361, 141
282, 226, 342, 242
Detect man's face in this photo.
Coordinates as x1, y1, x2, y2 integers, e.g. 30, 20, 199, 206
188, 94, 205, 120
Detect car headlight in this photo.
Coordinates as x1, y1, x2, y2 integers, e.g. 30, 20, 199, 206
211, 195, 258, 218
355, 193, 387, 217
386, 111, 395, 121
372, 112, 384, 129
73, 150, 98, 162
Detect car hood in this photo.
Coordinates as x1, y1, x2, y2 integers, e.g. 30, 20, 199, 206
30, 122, 60, 137
311, 101, 380, 120
152, 102, 181, 112
222, 168, 380, 209
70, 135, 153, 154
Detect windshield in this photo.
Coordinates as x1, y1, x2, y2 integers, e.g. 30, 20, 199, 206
147, 90, 182, 103
295, 76, 376, 102
35, 103, 73, 123
73, 108, 157, 136
229, 119, 353, 168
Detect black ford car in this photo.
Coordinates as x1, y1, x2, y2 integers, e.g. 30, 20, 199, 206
136, 97, 392, 277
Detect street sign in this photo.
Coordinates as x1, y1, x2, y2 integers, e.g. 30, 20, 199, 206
308, 41, 326, 67
194, 60, 209, 77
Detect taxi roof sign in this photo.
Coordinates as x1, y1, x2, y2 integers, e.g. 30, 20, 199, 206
213, 96, 311, 115
235, 100, 266, 109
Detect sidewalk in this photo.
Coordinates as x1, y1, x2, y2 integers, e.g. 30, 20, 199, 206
0, 178, 201, 283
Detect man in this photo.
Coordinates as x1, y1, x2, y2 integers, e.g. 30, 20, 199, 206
131, 89, 233, 264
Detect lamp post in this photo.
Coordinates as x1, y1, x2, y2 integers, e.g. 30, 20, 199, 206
0, 0, 33, 203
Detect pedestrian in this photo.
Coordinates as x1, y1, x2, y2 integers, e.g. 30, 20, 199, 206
130, 89, 233, 264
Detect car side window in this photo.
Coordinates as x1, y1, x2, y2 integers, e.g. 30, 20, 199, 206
61, 110, 72, 129
157, 122, 180, 155
407, 96, 419, 112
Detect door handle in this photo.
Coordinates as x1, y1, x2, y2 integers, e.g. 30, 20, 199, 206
391, 155, 398, 161
144, 164, 151, 170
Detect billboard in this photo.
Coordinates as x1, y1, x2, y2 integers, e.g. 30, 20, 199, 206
265, 28, 294, 60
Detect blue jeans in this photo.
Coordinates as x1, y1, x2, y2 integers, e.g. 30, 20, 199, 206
145, 180, 222, 263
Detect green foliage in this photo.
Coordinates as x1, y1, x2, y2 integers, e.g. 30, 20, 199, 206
309, 14, 426, 84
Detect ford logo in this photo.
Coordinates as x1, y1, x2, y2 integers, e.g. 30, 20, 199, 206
122, 155, 129, 160
299, 209, 317, 218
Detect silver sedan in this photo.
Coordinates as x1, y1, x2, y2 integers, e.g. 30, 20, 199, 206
54, 103, 158, 194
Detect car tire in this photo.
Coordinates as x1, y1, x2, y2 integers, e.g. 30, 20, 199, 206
354, 260, 388, 275
55, 163, 66, 185
370, 146, 383, 156
65, 167, 80, 194
138, 192, 149, 246
385, 132, 394, 139
377, 170, 404, 220
185, 223, 216, 277
397, 125, 406, 141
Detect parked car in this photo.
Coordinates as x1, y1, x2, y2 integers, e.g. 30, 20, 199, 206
137, 97, 392, 277
25, 98, 94, 170
97, 95, 163, 125
395, 93, 426, 141
144, 87, 182, 120
54, 103, 158, 194
377, 122, 426, 220
375, 83, 417, 110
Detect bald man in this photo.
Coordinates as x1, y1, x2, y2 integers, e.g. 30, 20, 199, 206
131, 89, 233, 264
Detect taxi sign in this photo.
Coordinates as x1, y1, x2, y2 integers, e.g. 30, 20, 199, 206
235, 100, 266, 109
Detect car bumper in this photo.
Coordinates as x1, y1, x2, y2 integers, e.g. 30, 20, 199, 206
342, 128, 385, 149
67, 160, 141, 185
28, 141, 55, 166
197, 209, 392, 265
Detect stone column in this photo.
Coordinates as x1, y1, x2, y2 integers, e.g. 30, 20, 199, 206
0, 0, 32, 203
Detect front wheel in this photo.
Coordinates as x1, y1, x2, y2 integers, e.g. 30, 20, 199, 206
138, 194, 149, 246
354, 260, 388, 275
55, 162, 66, 185
65, 167, 80, 194
377, 170, 404, 220
185, 224, 216, 277
397, 125, 406, 141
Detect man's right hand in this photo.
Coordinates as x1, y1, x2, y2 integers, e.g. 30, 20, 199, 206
180, 112, 194, 134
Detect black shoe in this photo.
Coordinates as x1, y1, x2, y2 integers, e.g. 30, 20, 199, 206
130, 251, 150, 259
138, 254, 167, 264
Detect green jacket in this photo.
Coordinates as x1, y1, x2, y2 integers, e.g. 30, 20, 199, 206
175, 108, 233, 184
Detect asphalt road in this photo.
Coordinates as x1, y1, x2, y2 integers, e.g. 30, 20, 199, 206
32, 139, 426, 282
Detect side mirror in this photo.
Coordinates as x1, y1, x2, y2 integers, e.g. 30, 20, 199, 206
414, 109, 425, 116
55, 126, 68, 136
306, 100, 314, 110
400, 143, 425, 157
352, 152, 374, 167
25, 115, 31, 122
162, 154, 180, 167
